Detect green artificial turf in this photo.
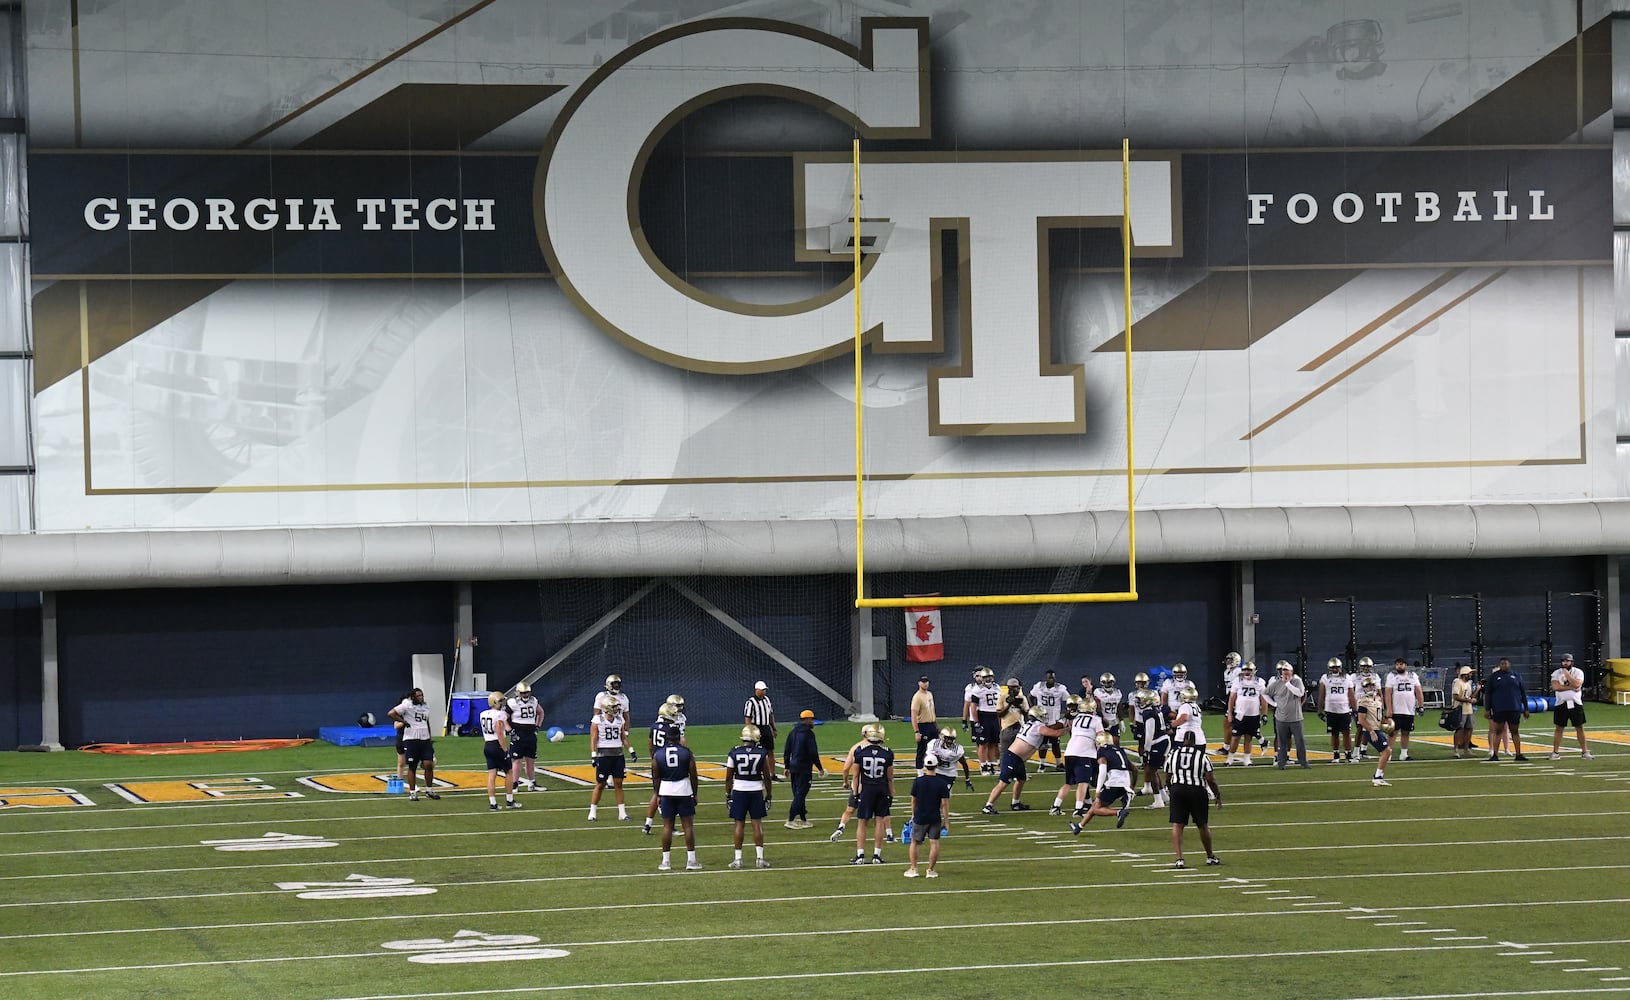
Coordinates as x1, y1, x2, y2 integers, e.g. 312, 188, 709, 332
1, 710, 1627, 999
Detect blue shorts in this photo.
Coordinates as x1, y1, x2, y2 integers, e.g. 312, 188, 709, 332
997, 750, 1028, 784
977, 712, 1001, 745
1391, 713, 1415, 733
1324, 711, 1351, 733
1231, 715, 1262, 737
1143, 738, 1169, 771
659, 794, 695, 819
856, 786, 892, 819
483, 742, 509, 771
596, 755, 626, 782
402, 738, 434, 768
728, 789, 768, 821
1063, 755, 1097, 786
1363, 728, 1389, 752
1097, 786, 1130, 809
510, 728, 538, 759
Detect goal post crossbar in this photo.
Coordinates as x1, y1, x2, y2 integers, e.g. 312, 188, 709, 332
853, 138, 1140, 610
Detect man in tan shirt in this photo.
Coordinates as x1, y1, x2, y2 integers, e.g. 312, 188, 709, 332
911, 675, 938, 770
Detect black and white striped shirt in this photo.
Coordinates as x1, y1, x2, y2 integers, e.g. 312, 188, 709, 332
744, 694, 775, 728
1164, 743, 1214, 787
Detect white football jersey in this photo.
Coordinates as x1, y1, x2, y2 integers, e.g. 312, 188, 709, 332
1174, 704, 1204, 745
1387, 672, 1420, 715
962, 683, 981, 716
594, 691, 630, 717
1221, 664, 1241, 692
1065, 712, 1103, 757
1320, 673, 1354, 713
1010, 719, 1044, 753
479, 707, 507, 743
592, 715, 626, 754
1230, 678, 1264, 718
1093, 687, 1123, 724
393, 699, 432, 740
977, 682, 1002, 712
507, 695, 542, 727
1030, 682, 1070, 724
932, 739, 966, 779
1159, 678, 1186, 712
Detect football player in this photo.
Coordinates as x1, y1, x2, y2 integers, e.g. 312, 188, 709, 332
1093, 672, 1124, 745
981, 705, 1067, 814
930, 726, 977, 793
1353, 657, 1378, 759
1135, 689, 1173, 808
1356, 675, 1394, 786
1029, 670, 1070, 770
1130, 673, 1152, 757
1160, 664, 1190, 723
652, 735, 701, 871
1220, 651, 1243, 692
1173, 683, 1206, 750
904, 751, 951, 878
641, 702, 686, 834
1224, 661, 1265, 765
479, 690, 520, 811
966, 667, 1002, 773
1385, 657, 1423, 762
387, 688, 440, 801
595, 674, 631, 721
506, 681, 543, 791
850, 725, 896, 865
1071, 731, 1135, 834
1318, 657, 1355, 763
1053, 695, 1103, 816
725, 725, 775, 869
587, 699, 630, 821
828, 732, 895, 844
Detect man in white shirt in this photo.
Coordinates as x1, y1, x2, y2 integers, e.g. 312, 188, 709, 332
1030, 670, 1071, 770
1159, 664, 1190, 719
1224, 662, 1264, 766
1550, 653, 1594, 760
387, 688, 440, 802
1383, 658, 1423, 761
1317, 657, 1356, 763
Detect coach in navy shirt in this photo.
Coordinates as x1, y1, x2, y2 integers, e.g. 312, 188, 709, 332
1482, 658, 1529, 763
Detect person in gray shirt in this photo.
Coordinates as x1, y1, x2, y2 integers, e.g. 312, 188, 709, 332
1264, 661, 1310, 769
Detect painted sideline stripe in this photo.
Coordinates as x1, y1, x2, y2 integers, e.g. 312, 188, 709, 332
7, 831, 1625, 884
0, 938, 1524, 982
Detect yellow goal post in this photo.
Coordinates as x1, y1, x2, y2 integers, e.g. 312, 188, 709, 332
853, 138, 1139, 609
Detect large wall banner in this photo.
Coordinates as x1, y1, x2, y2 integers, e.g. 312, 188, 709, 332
24, 1, 1617, 531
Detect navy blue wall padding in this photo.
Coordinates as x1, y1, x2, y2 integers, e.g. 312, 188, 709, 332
871, 564, 1232, 717
472, 577, 853, 728
55, 583, 451, 746
0, 592, 43, 750
1254, 557, 1594, 690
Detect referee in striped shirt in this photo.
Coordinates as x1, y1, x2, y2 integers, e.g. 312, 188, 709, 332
745, 682, 778, 777
1163, 732, 1222, 869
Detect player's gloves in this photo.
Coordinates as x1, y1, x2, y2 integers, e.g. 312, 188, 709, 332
964, 779, 975, 791
961, 719, 969, 732
629, 749, 638, 762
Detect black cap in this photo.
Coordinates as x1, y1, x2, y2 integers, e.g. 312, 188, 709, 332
918, 675, 930, 682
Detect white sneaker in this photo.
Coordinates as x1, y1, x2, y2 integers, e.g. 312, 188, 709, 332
924, 870, 939, 878
728, 860, 743, 869
685, 860, 703, 870
1548, 752, 1562, 761
1372, 778, 1391, 787
903, 868, 919, 878
1241, 756, 1252, 767
756, 859, 770, 869
784, 820, 801, 830
1399, 750, 1411, 762
1582, 751, 1595, 760
658, 860, 671, 871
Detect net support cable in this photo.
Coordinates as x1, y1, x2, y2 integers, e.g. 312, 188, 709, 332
854, 139, 1140, 609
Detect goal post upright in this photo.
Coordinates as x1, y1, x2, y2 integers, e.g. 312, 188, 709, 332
853, 138, 1139, 610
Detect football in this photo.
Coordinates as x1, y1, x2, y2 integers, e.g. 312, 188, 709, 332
357, 712, 376, 727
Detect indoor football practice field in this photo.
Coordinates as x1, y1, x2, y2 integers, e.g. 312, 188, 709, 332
3, 713, 1629, 1000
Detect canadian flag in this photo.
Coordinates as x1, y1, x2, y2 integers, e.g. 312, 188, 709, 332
904, 598, 944, 662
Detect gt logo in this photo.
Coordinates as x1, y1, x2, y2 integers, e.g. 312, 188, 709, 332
539, 18, 1179, 436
